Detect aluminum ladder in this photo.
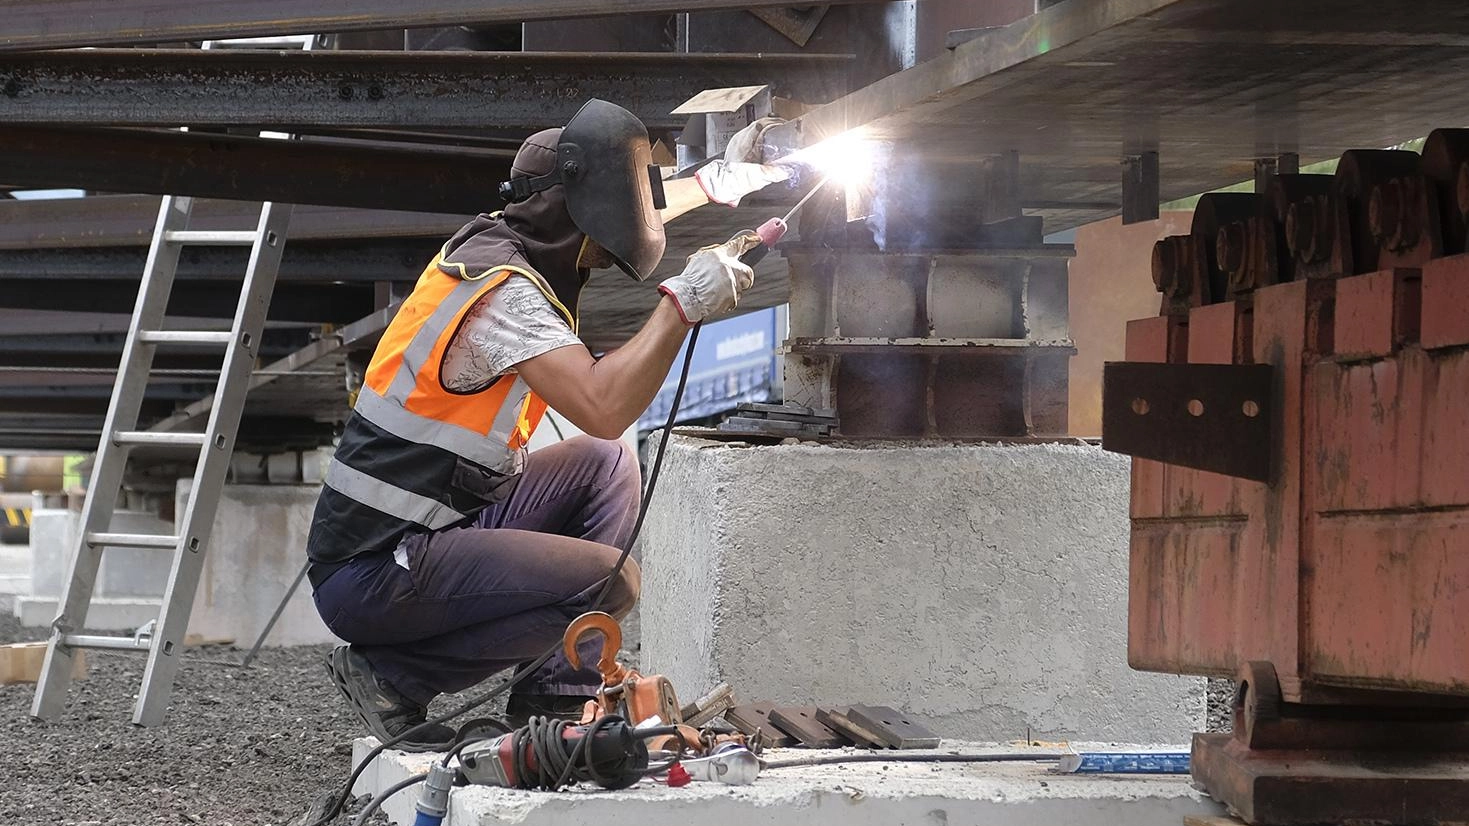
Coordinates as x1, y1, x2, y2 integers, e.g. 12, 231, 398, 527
31, 196, 293, 725
31, 34, 317, 726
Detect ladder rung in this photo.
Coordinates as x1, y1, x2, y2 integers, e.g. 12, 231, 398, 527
85, 531, 180, 549
113, 431, 208, 448
164, 230, 258, 246
62, 633, 154, 651
138, 330, 233, 345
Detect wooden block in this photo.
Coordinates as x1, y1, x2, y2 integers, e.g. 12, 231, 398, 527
0, 642, 86, 685
725, 702, 794, 749
815, 708, 886, 749
846, 705, 940, 749
768, 707, 850, 748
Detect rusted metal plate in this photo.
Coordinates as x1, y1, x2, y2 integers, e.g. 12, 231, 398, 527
1103, 362, 1275, 482
1420, 254, 1469, 349
1330, 269, 1422, 359
724, 703, 794, 749
768, 707, 850, 749
846, 705, 940, 749
1187, 301, 1252, 366
1192, 733, 1469, 826
815, 708, 885, 749
1127, 522, 1244, 678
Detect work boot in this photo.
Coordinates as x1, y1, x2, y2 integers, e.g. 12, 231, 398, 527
325, 645, 455, 752
505, 692, 597, 728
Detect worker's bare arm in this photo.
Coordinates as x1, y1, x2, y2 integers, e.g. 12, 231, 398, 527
659, 177, 710, 224
514, 295, 691, 440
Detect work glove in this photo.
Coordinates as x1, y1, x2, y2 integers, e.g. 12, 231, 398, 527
723, 116, 787, 165
658, 232, 761, 324
694, 160, 791, 207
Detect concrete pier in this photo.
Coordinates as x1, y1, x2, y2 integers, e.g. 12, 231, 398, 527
354, 739, 1223, 826
640, 435, 1204, 743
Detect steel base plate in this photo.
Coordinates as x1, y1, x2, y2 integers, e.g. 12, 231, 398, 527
1192, 732, 1469, 826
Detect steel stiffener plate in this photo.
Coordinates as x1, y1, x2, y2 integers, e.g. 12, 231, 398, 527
1102, 361, 1274, 482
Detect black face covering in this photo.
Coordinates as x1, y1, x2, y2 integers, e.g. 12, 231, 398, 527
436, 129, 589, 324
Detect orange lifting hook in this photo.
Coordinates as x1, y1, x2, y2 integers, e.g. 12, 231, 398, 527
562, 611, 630, 686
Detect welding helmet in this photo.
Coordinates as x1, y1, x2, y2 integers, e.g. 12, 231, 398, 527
498, 99, 667, 281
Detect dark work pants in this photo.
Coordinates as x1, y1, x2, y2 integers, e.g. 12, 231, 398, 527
311, 436, 642, 705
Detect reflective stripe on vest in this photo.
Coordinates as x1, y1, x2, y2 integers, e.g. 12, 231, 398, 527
326, 256, 568, 532
324, 460, 468, 530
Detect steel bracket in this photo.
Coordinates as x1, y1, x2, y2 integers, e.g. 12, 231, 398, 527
1102, 361, 1274, 482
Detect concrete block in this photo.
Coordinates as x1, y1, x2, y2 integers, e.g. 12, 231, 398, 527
15, 595, 160, 630
356, 739, 1224, 826
641, 435, 1205, 743
27, 507, 172, 600
181, 482, 338, 647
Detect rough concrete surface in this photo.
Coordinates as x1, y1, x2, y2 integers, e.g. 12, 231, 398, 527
180, 482, 338, 647
642, 436, 1204, 744
358, 739, 1224, 826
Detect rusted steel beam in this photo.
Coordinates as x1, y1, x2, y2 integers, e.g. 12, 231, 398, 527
0, 126, 513, 213
0, 49, 850, 131
0, 0, 889, 51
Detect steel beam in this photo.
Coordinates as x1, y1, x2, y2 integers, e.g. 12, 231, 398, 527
0, 49, 849, 130
0, 0, 888, 51
0, 126, 514, 213
0, 279, 375, 323
0, 240, 439, 282
0, 195, 467, 249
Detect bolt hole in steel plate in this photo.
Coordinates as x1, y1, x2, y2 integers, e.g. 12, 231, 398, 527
1102, 362, 1275, 482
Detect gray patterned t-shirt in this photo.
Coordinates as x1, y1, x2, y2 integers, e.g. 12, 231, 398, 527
440, 274, 581, 392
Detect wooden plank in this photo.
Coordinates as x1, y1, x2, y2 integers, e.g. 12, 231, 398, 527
0, 642, 86, 685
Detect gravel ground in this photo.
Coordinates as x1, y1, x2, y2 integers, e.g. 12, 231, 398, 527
1205, 678, 1235, 733
0, 611, 641, 826
0, 612, 528, 826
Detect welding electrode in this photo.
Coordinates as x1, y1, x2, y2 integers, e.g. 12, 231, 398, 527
737, 176, 832, 267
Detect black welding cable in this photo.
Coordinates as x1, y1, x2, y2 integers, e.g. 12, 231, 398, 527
348, 772, 426, 826
761, 753, 1054, 770
308, 324, 703, 824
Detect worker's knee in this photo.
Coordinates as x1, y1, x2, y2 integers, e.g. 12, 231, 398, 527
593, 436, 640, 493
603, 557, 642, 619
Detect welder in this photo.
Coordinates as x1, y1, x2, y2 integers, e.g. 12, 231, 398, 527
305, 99, 789, 751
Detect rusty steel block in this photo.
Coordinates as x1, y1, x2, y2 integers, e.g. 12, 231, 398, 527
1421, 350, 1469, 507
1192, 193, 1261, 303
1188, 300, 1252, 366
1124, 315, 1188, 364
1283, 192, 1352, 279
1124, 316, 1186, 520
1420, 128, 1469, 256
1308, 510, 1469, 694
1310, 355, 1424, 514
1127, 523, 1243, 677
1262, 174, 1334, 284
1420, 253, 1469, 349
1330, 268, 1422, 359
1368, 174, 1443, 269
1152, 234, 1210, 312
1192, 663, 1469, 826
1335, 149, 1424, 277
835, 354, 926, 438
931, 355, 1023, 438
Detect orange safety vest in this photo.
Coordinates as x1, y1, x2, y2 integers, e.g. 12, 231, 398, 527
305, 251, 576, 572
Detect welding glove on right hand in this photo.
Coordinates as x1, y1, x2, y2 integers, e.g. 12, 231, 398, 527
658, 232, 761, 324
